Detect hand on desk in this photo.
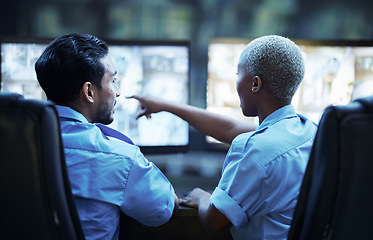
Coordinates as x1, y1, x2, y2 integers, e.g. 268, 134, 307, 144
179, 188, 232, 233
179, 188, 211, 209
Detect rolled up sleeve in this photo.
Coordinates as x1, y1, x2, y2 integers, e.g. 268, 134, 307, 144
210, 187, 248, 228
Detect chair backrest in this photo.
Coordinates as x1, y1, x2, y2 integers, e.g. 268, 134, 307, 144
0, 92, 85, 240
288, 96, 373, 240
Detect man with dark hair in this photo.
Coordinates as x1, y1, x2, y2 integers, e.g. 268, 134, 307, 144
132, 35, 317, 240
35, 33, 179, 240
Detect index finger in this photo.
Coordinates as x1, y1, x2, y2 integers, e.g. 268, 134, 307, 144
126, 95, 139, 100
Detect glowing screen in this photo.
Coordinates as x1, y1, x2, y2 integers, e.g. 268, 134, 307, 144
1, 39, 190, 151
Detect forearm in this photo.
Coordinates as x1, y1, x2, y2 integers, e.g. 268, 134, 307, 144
160, 102, 254, 144
197, 194, 218, 232
173, 193, 179, 215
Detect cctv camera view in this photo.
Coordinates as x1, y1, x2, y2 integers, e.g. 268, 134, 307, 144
1, 41, 190, 148
207, 38, 373, 125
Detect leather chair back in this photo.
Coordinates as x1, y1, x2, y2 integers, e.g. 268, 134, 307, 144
288, 96, 373, 240
0, 92, 85, 240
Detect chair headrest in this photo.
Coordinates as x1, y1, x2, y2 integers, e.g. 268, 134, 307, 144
354, 95, 373, 113
0, 92, 24, 106
0, 92, 55, 112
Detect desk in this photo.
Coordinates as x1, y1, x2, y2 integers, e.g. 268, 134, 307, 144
119, 207, 233, 240
119, 151, 233, 240
145, 150, 227, 196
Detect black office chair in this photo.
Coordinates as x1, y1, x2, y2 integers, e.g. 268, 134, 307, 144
288, 96, 373, 240
0, 92, 85, 240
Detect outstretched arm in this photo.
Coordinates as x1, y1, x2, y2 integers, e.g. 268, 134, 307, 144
129, 95, 256, 145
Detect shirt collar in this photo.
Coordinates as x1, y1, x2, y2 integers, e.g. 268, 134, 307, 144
55, 105, 89, 123
257, 105, 297, 131
55, 105, 135, 145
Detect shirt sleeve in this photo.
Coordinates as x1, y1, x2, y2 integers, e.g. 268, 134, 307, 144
210, 133, 267, 228
210, 187, 248, 227
120, 150, 175, 227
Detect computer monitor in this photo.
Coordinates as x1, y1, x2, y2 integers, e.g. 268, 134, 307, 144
1, 37, 190, 153
207, 38, 373, 148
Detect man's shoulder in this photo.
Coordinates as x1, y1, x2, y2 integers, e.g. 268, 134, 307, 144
61, 121, 139, 159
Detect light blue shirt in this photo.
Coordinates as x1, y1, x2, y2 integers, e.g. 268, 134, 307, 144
210, 105, 317, 240
56, 106, 175, 240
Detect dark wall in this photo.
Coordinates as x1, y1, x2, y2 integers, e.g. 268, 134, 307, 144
1, 0, 372, 150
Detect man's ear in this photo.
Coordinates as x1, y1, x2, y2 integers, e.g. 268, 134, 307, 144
251, 76, 262, 93
82, 82, 95, 103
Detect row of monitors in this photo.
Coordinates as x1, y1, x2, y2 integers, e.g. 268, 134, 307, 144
0, 37, 190, 153
2, 37, 373, 152
207, 38, 373, 148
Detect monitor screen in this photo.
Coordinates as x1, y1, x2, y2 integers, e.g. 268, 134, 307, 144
1, 37, 190, 153
207, 38, 373, 147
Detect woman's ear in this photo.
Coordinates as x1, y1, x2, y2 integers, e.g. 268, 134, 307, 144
82, 82, 95, 103
251, 76, 262, 93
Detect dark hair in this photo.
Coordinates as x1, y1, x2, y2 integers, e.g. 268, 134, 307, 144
35, 33, 109, 105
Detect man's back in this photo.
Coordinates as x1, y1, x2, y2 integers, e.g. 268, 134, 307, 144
57, 105, 176, 240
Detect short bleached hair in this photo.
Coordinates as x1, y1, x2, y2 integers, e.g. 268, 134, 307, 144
244, 35, 305, 100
